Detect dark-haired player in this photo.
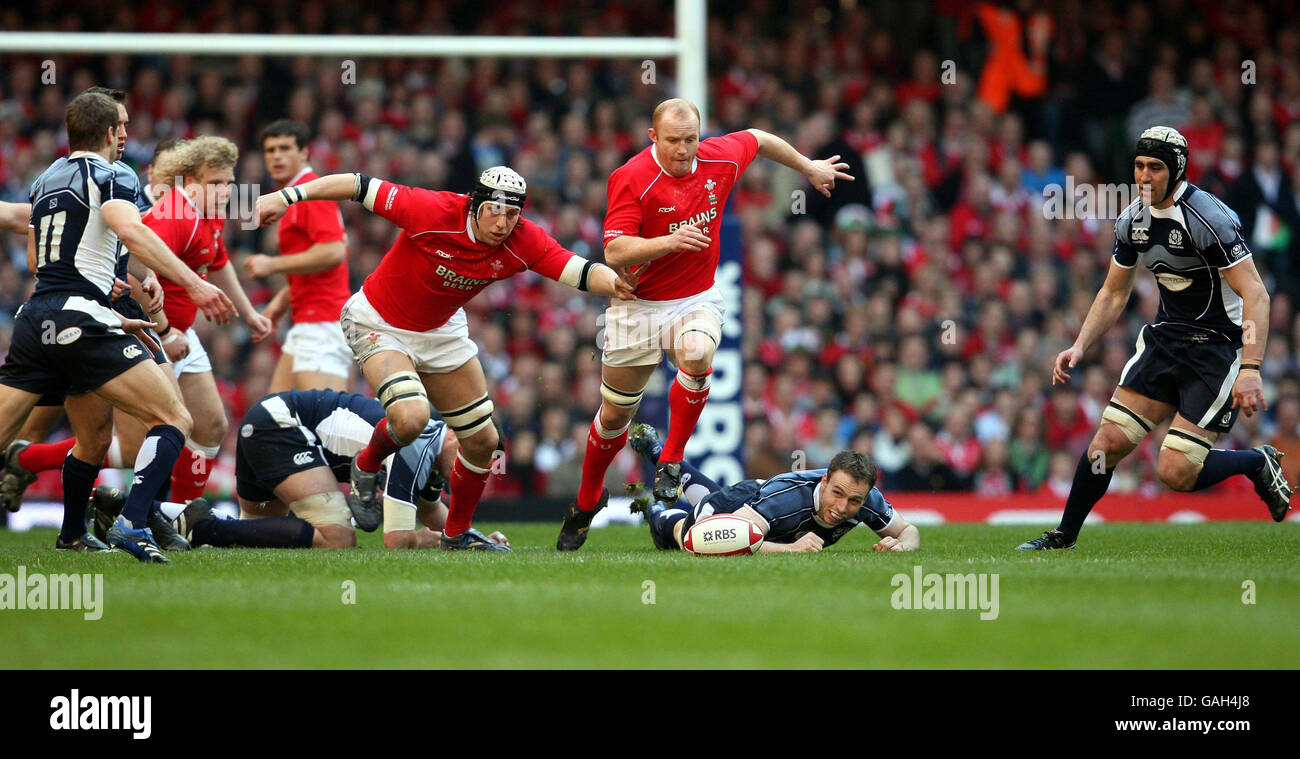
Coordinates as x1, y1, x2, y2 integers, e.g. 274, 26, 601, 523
246, 120, 353, 393
1019, 126, 1292, 551
628, 425, 919, 553
254, 166, 634, 546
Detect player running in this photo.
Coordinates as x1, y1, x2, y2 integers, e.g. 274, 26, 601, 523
254, 165, 633, 547
145, 136, 274, 504
627, 425, 919, 553
245, 120, 353, 392
1018, 126, 1292, 551
1, 89, 177, 523
0, 91, 234, 562
557, 97, 854, 550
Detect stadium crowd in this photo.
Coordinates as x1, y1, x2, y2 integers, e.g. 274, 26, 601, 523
2, 0, 1300, 502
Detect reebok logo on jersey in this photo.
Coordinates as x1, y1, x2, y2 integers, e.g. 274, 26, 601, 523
658, 206, 676, 213
292, 452, 314, 466
122, 345, 142, 359
385, 187, 398, 211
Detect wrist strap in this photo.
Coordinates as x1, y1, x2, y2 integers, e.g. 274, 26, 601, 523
157, 324, 172, 336
162, 332, 181, 345
278, 186, 306, 205
1240, 361, 1261, 371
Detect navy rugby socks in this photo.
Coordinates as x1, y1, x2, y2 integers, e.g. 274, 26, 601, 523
58, 454, 100, 543
121, 425, 186, 526
1057, 453, 1114, 540
1192, 449, 1266, 491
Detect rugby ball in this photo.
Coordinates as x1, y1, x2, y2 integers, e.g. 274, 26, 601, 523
682, 514, 764, 556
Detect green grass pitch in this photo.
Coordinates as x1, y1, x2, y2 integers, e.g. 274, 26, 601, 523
2, 522, 1297, 669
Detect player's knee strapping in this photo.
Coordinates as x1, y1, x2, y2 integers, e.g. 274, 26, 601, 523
600, 381, 644, 412
675, 314, 721, 359
1161, 427, 1213, 466
675, 367, 712, 393
376, 371, 426, 411
289, 491, 352, 529
1101, 399, 1156, 444
442, 394, 495, 438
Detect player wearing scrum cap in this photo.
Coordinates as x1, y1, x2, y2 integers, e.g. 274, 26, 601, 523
255, 166, 634, 549
1019, 126, 1292, 551
557, 97, 853, 551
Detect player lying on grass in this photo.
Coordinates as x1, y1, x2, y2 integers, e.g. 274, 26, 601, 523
83, 388, 508, 550
625, 425, 918, 553
1018, 126, 1292, 551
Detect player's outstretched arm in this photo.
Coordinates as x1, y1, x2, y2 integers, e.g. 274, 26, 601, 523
746, 128, 853, 198
1053, 258, 1137, 384
101, 201, 235, 325
1222, 257, 1270, 417
873, 514, 919, 552
255, 173, 364, 226
0, 201, 30, 235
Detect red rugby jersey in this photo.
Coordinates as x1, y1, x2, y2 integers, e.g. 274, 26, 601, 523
359, 180, 581, 331
278, 167, 350, 323
144, 189, 228, 333
602, 130, 759, 300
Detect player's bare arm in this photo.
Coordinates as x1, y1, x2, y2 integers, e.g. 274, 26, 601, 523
1222, 256, 1270, 417
263, 285, 291, 327
604, 224, 712, 269
873, 515, 920, 552
256, 173, 359, 226
101, 201, 235, 325
207, 264, 273, 343
746, 128, 854, 197
1054, 259, 1137, 384
0, 201, 30, 235
245, 240, 345, 278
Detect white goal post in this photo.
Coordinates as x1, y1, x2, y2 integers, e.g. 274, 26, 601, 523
0, 0, 709, 123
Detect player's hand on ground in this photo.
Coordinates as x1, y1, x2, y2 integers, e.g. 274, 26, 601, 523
246, 312, 274, 343
190, 279, 235, 325
140, 272, 165, 314
873, 536, 904, 552
119, 317, 161, 354
487, 531, 509, 547
1231, 368, 1265, 417
806, 155, 854, 197
110, 277, 130, 300
162, 329, 190, 362
1052, 346, 1083, 384
665, 223, 710, 253
789, 533, 824, 553
244, 254, 277, 279
255, 193, 289, 227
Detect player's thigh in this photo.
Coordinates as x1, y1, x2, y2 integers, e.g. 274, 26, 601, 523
0, 387, 42, 450
92, 360, 190, 433
17, 405, 65, 442
266, 352, 296, 395
1112, 386, 1176, 424
177, 370, 227, 444
271, 466, 343, 504
238, 495, 289, 518
359, 349, 418, 393
64, 393, 115, 461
